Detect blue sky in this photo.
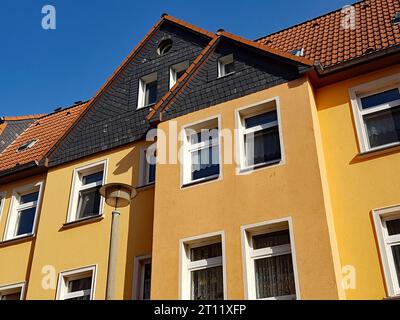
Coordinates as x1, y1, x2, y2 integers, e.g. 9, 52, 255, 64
0, 0, 352, 116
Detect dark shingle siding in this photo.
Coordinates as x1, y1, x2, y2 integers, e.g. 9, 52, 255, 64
0, 119, 36, 153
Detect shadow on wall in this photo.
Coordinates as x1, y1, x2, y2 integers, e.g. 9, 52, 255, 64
113, 147, 136, 177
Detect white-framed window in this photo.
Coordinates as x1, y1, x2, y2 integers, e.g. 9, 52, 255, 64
349, 74, 400, 152
170, 61, 189, 89
3, 182, 43, 241
133, 255, 152, 300
138, 72, 158, 109
67, 160, 107, 223
241, 218, 299, 300
218, 54, 234, 78
180, 232, 226, 300
236, 98, 284, 172
0, 282, 25, 300
56, 265, 97, 300
373, 205, 400, 297
139, 147, 156, 186
0, 192, 5, 223
181, 117, 221, 186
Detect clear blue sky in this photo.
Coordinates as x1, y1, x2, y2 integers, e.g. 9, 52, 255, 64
0, 0, 351, 116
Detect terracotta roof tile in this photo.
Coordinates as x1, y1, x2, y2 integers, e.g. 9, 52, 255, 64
257, 0, 400, 67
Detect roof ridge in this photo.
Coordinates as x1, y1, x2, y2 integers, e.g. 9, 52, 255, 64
38, 100, 90, 120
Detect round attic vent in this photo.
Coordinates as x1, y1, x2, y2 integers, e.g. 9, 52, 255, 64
157, 39, 173, 56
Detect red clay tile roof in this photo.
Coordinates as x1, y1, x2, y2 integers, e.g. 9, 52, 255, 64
0, 102, 88, 172
257, 0, 400, 67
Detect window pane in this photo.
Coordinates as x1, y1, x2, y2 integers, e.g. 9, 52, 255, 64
76, 186, 101, 219
364, 105, 400, 148
68, 277, 92, 293
1, 292, 21, 300
253, 230, 290, 250
245, 126, 281, 166
386, 219, 400, 236
191, 243, 222, 261
145, 81, 157, 106
16, 207, 36, 236
391, 245, 400, 287
224, 62, 234, 75
190, 128, 218, 144
191, 266, 223, 300
176, 69, 186, 80
20, 191, 39, 204
255, 254, 296, 299
361, 88, 400, 109
191, 145, 219, 181
148, 163, 156, 184
142, 263, 152, 300
82, 171, 103, 185
245, 110, 277, 129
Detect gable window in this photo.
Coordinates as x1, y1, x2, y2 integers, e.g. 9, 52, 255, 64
242, 219, 298, 300
237, 99, 283, 172
373, 205, 400, 297
4, 182, 43, 241
157, 39, 173, 56
182, 117, 220, 186
0, 282, 25, 300
218, 54, 234, 78
138, 72, 158, 109
67, 161, 107, 223
57, 266, 96, 300
170, 61, 189, 89
133, 255, 152, 300
180, 233, 226, 300
350, 74, 400, 152
139, 147, 156, 186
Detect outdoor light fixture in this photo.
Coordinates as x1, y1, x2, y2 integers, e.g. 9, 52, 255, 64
99, 183, 137, 300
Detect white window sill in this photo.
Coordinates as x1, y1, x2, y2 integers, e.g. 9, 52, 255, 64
182, 174, 220, 189
1, 233, 35, 246
358, 142, 400, 157
63, 214, 104, 229
237, 159, 282, 175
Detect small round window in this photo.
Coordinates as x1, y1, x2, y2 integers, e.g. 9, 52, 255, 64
157, 39, 173, 56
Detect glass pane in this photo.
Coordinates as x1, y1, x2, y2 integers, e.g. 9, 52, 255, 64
16, 207, 36, 236
391, 245, 400, 287
253, 230, 290, 250
191, 266, 223, 300
360, 88, 400, 109
82, 171, 103, 185
1, 292, 21, 300
364, 105, 400, 148
224, 62, 234, 75
148, 163, 156, 184
68, 277, 92, 292
142, 263, 152, 300
386, 219, 400, 236
191, 243, 222, 261
76, 186, 101, 219
191, 145, 219, 181
176, 69, 186, 80
145, 81, 157, 105
245, 110, 277, 129
190, 128, 218, 144
245, 126, 281, 166
255, 254, 296, 299
20, 191, 39, 204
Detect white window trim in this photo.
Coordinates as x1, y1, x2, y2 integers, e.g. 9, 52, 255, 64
0, 281, 26, 300
241, 217, 301, 300
3, 181, 44, 242
235, 97, 285, 174
0, 192, 5, 225
218, 54, 234, 78
132, 254, 152, 300
139, 147, 156, 187
349, 73, 400, 153
180, 115, 222, 187
169, 61, 189, 89
66, 159, 108, 223
56, 265, 97, 300
179, 231, 227, 300
138, 72, 158, 109
373, 204, 400, 297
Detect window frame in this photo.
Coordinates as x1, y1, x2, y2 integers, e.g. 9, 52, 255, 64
56, 265, 97, 300
241, 217, 300, 300
169, 61, 189, 89
132, 254, 152, 300
349, 74, 400, 153
66, 160, 108, 223
139, 146, 156, 187
235, 97, 285, 173
179, 231, 227, 300
181, 115, 222, 187
0, 192, 5, 225
0, 281, 25, 300
218, 54, 235, 78
138, 72, 158, 109
373, 205, 400, 297
3, 181, 44, 242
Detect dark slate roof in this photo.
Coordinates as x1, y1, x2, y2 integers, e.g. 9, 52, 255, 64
0, 117, 39, 153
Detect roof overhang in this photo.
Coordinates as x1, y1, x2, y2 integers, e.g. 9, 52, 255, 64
0, 160, 48, 184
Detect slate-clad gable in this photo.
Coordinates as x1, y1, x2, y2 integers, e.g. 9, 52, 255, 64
48, 22, 210, 167
0, 119, 37, 153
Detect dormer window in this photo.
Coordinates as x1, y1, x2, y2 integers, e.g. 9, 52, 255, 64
169, 61, 189, 89
17, 140, 37, 152
289, 48, 305, 57
393, 12, 400, 25
138, 73, 158, 109
218, 54, 234, 78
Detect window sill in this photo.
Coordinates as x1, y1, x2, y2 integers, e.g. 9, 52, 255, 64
136, 183, 155, 191
182, 174, 220, 189
384, 295, 400, 300
217, 72, 235, 79
356, 143, 400, 159
61, 215, 104, 230
238, 159, 282, 175
0, 234, 35, 247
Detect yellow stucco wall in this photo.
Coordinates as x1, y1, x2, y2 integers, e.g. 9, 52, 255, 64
316, 64, 400, 299
151, 78, 343, 300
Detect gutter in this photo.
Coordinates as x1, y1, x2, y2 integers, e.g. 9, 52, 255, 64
0, 160, 48, 184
